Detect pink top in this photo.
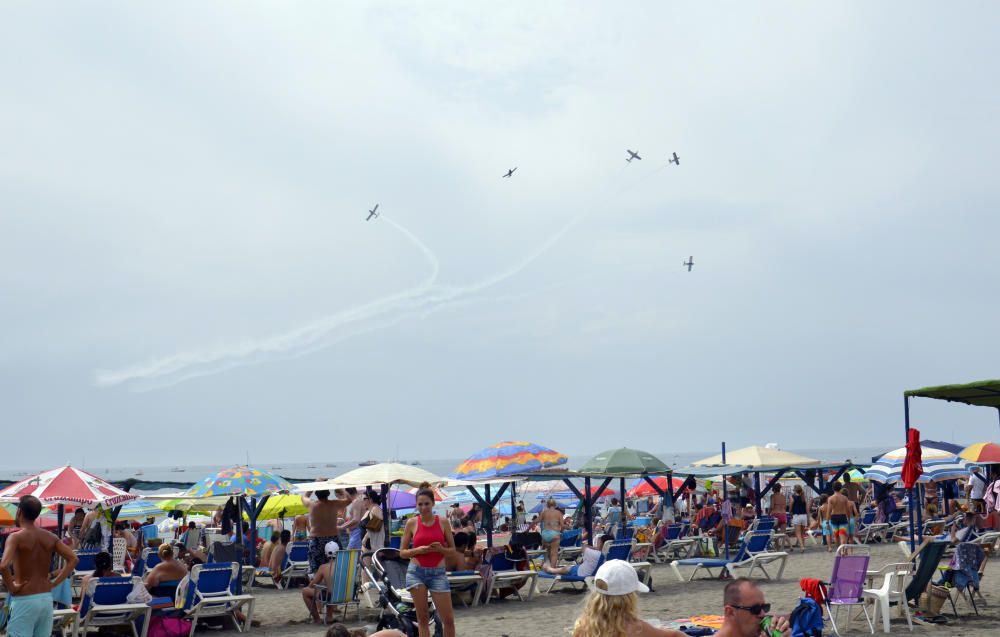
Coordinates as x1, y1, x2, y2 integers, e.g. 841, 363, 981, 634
411, 515, 446, 568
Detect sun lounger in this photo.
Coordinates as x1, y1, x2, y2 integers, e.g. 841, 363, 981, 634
538, 554, 606, 594
78, 576, 153, 637
557, 529, 583, 561
653, 523, 698, 563
71, 550, 100, 596
177, 562, 255, 637
670, 531, 786, 582
445, 571, 484, 607
484, 552, 537, 604
278, 541, 310, 589
603, 541, 652, 589
857, 508, 889, 543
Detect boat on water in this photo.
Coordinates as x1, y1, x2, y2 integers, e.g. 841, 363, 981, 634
307, 464, 317, 469
170, 467, 184, 472
358, 460, 378, 467
325, 463, 337, 467
135, 470, 144, 476
410, 460, 422, 466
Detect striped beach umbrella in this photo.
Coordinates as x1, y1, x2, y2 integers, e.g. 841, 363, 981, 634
117, 499, 167, 520
0, 466, 137, 508
450, 441, 567, 480
184, 465, 294, 498
865, 445, 970, 484
0, 503, 16, 526
960, 442, 1000, 464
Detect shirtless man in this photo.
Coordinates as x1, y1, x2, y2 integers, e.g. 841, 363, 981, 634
342, 488, 366, 550
292, 514, 309, 541
539, 498, 564, 567
1, 496, 78, 637
826, 483, 851, 548
770, 484, 788, 536
301, 487, 351, 574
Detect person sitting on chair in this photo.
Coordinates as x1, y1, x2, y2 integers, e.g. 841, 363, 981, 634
302, 541, 340, 624
143, 543, 188, 590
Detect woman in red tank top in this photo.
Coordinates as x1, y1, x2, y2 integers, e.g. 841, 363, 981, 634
400, 483, 456, 637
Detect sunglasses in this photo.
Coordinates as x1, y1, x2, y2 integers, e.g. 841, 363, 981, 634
729, 603, 770, 615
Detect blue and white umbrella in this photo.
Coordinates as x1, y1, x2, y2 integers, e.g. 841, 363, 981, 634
118, 499, 166, 520
866, 445, 971, 484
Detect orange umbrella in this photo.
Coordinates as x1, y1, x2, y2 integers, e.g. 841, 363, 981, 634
961, 442, 1000, 464
0, 504, 15, 526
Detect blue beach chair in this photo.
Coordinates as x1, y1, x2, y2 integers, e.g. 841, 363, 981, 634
670, 531, 787, 582
603, 541, 652, 588
78, 576, 153, 637
538, 553, 606, 593
176, 562, 255, 637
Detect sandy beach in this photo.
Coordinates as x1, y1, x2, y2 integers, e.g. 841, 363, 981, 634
244, 543, 998, 637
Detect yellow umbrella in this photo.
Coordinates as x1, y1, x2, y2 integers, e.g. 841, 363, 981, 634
248, 494, 306, 520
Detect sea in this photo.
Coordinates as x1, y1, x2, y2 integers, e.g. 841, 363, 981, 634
0, 446, 890, 494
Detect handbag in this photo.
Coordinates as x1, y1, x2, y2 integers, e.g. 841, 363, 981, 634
148, 615, 192, 637
364, 514, 383, 533
126, 577, 153, 604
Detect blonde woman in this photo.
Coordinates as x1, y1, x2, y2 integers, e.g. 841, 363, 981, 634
572, 560, 685, 637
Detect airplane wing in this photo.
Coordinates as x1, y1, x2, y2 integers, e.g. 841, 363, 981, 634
373, 204, 379, 212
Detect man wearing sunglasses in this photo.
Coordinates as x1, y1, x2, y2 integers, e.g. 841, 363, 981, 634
717, 578, 790, 637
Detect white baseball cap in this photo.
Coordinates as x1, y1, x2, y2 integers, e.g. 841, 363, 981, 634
324, 540, 340, 556
586, 560, 649, 595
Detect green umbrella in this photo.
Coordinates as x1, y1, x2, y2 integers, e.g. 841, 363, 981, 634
578, 447, 669, 475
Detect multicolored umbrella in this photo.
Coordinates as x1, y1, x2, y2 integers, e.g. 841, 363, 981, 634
117, 499, 167, 520
0, 466, 138, 507
450, 441, 567, 480
961, 442, 1000, 464
0, 503, 16, 527
865, 442, 969, 484
184, 465, 294, 498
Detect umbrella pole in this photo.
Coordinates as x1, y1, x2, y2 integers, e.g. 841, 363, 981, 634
57, 504, 65, 539
485, 484, 493, 549
619, 477, 626, 537
509, 482, 517, 531
721, 443, 729, 561
584, 477, 593, 543
235, 497, 245, 567
380, 484, 390, 547
904, 395, 916, 554
754, 472, 762, 517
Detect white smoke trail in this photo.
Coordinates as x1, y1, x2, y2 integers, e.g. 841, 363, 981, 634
96, 161, 665, 390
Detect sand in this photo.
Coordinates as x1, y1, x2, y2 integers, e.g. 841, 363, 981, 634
244, 543, 998, 636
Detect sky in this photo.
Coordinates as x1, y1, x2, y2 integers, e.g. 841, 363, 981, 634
2, 3, 1000, 469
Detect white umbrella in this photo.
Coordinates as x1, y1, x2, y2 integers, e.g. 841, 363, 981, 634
295, 463, 447, 491
693, 446, 819, 469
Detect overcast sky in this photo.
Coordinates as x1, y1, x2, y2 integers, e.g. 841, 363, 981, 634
3, 3, 1000, 469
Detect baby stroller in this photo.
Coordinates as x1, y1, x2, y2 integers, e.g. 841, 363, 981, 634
363, 548, 443, 637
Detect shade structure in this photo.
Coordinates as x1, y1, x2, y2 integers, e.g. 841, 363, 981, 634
184, 465, 294, 498
299, 463, 447, 491
544, 487, 616, 500
905, 379, 1000, 408
577, 448, 669, 475
627, 476, 686, 497
961, 442, 1000, 464
117, 499, 167, 520
0, 466, 138, 508
450, 441, 567, 480
865, 445, 970, 484
693, 446, 819, 469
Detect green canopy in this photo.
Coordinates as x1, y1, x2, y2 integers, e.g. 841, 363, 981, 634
905, 379, 1000, 408
577, 447, 669, 475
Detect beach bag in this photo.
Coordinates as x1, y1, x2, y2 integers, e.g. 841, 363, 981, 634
364, 514, 383, 533
920, 584, 949, 616
83, 521, 103, 547
789, 597, 824, 636
126, 578, 153, 604
148, 616, 192, 637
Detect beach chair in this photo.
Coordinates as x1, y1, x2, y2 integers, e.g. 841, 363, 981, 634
602, 541, 652, 589
972, 530, 1000, 555
484, 552, 537, 603
858, 508, 889, 544
112, 537, 128, 573
78, 576, 153, 637
315, 549, 362, 622
52, 607, 79, 637
177, 562, 255, 637
653, 523, 697, 563
901, 539, 947, 608
557, 529, 583, 561
446, 570, 484, 608
277, 541, 310, 589
944, 542, 986, 618
670, 531, 786, 582
824, 545, 874, 636
538, 554, 606, 594
72, 550, 100, 595
862, 562, 913, 633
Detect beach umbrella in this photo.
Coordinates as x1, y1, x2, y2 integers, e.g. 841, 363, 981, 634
866, 442, 969, 484
578, 448, 669, 475
846, 468, 867, 483
960, 442, 1000, 464
252, 494, 307, 521
0, 503, 15, 527
902, 429, 923, 489
544, 487, 616, 500
693, 446, 819, 469
299, 463, 447, 490
627, 476, 686, 498
924, 440, 966, 455
184, 465, 294, 498
117, 499, 167, 520
0, 466, 138, 508
450, 441, 567, 480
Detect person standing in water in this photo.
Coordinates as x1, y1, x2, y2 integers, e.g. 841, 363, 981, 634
399, 483, 455, 637
1, 496, 78, 637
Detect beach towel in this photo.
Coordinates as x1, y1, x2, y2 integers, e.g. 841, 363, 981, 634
799, 578, 826, 608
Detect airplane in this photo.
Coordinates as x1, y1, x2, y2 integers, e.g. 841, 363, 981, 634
626, 149, 642, 162
502, 167, 517, 178
683, 256, 694, 272
669, 152, 680, 165
366, 204, 379, 221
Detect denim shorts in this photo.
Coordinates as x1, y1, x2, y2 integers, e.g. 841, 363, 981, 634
405, 563, 450, 593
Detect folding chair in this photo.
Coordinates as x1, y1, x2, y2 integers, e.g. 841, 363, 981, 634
177, 562, 255, 637
823, 544, 874, 636
316, 549, 362, 622
78, 576, 152, 637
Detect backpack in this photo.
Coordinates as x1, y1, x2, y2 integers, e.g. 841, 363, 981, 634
83, 521, 103, 548
789, 597, 824, 637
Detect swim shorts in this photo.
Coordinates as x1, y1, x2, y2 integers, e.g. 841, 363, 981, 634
821, 520, 832, 537
405, 563, 450, 593
830, 514, 849, 538
540, 529, 560, 543
308, 535, 339, 573
848, 517, 857, 537
8, 592, 53, 637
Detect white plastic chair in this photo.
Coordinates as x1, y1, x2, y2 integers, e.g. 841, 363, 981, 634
112, 537, 128, 573
863, 562, 913, 633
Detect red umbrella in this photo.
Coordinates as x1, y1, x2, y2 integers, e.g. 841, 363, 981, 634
902, 428, 923, 490
627, 477, 686, 498
0, 466, 137, 508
